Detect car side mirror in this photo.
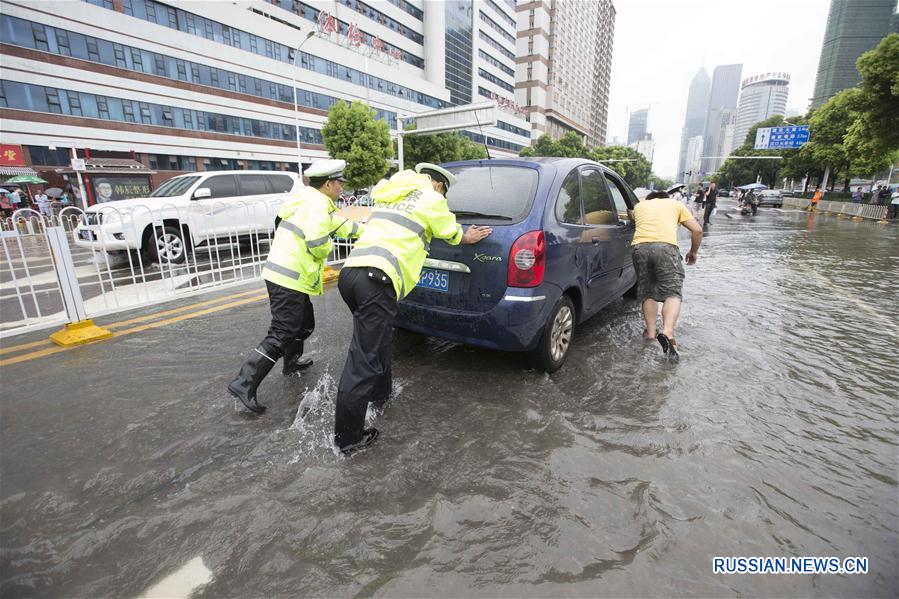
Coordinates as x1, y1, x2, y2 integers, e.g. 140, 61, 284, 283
192, 187, 211, 200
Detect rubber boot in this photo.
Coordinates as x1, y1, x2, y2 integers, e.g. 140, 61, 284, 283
227, 346, 277, 414
282, 338, 313, 376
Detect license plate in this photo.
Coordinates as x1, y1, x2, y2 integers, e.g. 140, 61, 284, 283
416, 267, 449, 292
79, 230, 94, 241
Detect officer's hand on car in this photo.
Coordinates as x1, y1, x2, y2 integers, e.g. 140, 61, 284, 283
461, 225, 492, 244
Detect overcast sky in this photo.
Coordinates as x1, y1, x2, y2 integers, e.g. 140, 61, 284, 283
606, 0, 833, 177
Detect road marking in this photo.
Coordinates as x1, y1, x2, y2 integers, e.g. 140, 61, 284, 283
0, 288, 266, 358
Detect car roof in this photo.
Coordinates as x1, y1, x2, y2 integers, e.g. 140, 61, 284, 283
170, 170, 299, 177
440, 157, 618, 176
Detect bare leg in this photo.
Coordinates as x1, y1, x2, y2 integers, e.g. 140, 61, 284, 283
642, 299, 658, 339
660, 297, 682, 338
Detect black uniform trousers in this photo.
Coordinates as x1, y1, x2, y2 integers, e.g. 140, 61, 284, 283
259, 280, 315, 358
703, 201, 716, 226
334, 267, 397, 447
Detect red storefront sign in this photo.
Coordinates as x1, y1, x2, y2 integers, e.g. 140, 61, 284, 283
0, 144, 26, 167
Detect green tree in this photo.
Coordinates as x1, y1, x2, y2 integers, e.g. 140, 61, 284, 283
849, 33, 899, 156
321, 100, 392, 189
401, 129, 487, 166
519, 132, 590, 158
591, 145, 652, 188
648, 174, 674, 190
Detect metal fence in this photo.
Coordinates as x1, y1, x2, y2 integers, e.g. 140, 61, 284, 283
782, 197, 889, 221
0, 200, 354, 337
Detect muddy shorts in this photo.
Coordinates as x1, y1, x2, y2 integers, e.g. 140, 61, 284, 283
631, 242, 685, 303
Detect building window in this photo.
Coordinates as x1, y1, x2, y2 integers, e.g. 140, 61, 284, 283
46, 89, 62, 113
138, 102, 152, 124
55, 30, 71, 56
86, 39, 100, 61
97, 97, 110, 119
67, 91, 82, 116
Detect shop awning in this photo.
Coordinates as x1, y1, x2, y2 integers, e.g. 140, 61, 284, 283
55, 158, 156, 175
0, 166, 39, 177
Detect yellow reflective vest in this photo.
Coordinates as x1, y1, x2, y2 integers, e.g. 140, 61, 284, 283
263, 186, 363, 295
343, 170, 463, 299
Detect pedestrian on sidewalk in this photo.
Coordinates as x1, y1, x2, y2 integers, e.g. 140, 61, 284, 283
35, 189, 51, 218
9, 187, 23, 212
631, 191, 703, 360
889, 190, 899, 219
333, 163, 492, 455
228, 159, 365, 414
852, 187, 863, 204
703, 182, 718, 227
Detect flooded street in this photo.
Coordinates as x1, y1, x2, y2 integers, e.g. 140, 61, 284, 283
1, 205, 897, 597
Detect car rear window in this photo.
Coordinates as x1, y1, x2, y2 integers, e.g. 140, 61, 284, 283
445, 165, 539, 222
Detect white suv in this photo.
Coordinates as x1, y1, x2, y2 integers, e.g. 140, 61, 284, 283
74, 171, 302, 263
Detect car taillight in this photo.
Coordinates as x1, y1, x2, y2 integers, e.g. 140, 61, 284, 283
507, 230, 545, 287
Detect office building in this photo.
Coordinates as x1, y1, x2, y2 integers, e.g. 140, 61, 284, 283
685, 135, 704, 183
515, 0, 616, 148
702, 63, 742, 174
676, 68, 711, 181
811, 0, 897, 108
630, 136, 655, 165
627, 108, 648, 145
733, 72, 790, 150
0, 0, 530, 203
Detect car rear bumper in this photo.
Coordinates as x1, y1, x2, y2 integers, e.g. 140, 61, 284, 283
395, 287, 557, 352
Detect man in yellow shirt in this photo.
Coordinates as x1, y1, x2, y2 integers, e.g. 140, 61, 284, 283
632, 190, 703, 359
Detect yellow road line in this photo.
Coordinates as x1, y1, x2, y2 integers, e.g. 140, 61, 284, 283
0, 287, 264, 356
0, 293, 268, 367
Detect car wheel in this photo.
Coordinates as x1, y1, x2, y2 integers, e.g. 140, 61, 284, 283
529, 295, 575, 373
147, 225, 187, 264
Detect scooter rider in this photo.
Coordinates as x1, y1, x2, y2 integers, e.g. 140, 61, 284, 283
228, 159, 364, 414
333, 163, 493, 454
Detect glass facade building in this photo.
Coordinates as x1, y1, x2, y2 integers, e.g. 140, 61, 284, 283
445, 1, 474, 106
811, 0, 897, 107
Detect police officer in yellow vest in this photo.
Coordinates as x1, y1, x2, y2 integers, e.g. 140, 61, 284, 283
228, 159, 364, 414
334, 163, 492, 454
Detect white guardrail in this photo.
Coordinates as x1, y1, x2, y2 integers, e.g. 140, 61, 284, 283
782, 197, 889, 221
0, 200, 354, 338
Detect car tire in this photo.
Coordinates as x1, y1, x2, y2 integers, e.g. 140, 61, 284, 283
529, 295, 575, 373
146, 225, 187, 264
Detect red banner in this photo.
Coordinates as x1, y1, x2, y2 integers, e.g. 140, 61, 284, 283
0, 144, 26, 167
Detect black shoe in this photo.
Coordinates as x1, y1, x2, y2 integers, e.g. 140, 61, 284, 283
227, 346, 277, 414
282, 339, 313, 376
338, 428, 380, 456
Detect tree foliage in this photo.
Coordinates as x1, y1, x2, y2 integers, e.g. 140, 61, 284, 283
591, 146, 653, 188
648, 174, 673, 190
321, 100, 392, 189
519, 132, 590, 158
850, 33, 899, 155
519, 133, 653, 187
401, 129, 487, 166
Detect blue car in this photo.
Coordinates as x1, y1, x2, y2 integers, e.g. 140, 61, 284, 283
394, 157, 640, 372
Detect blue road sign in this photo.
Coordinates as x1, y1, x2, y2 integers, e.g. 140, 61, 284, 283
754, 126, 810, 150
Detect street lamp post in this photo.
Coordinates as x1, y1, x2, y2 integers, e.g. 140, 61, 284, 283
291, 31, 316, 179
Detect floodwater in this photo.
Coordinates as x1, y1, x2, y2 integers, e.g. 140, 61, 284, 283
1, 204, 897, 597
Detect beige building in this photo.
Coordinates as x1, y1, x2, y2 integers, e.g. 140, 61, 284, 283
515, 0, 616, 148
